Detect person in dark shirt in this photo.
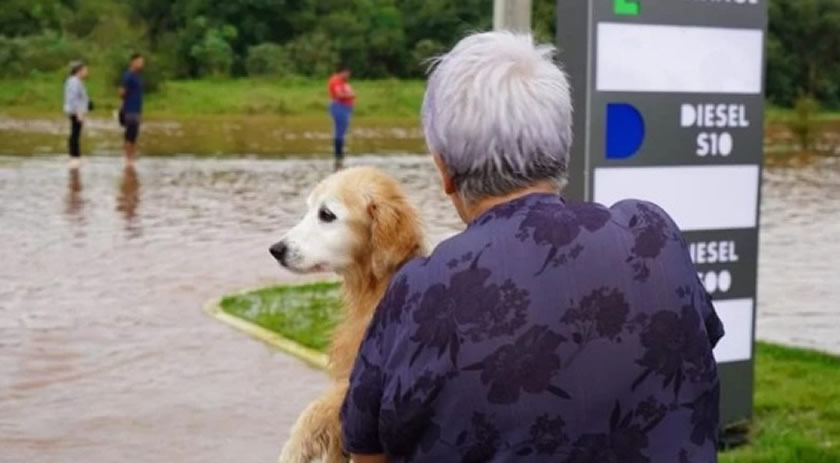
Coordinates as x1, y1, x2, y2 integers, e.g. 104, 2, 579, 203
340, 32, 725, 463
119, 53, 144, 165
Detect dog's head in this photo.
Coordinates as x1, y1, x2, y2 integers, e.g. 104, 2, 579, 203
270, 166, 424, 279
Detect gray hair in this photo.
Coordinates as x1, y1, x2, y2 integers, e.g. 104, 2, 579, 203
69, 60, 85, 76
422, 31, 573, 203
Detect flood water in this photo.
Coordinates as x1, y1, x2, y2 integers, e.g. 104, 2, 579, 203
1, 153, 839, 462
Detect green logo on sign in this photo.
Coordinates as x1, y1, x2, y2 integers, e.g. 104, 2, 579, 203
614, 0, 640, 16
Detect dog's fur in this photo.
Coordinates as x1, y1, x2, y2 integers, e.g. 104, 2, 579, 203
272, 166, 425, 463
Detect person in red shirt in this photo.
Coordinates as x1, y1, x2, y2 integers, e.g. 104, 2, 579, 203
328, 65, 355, 170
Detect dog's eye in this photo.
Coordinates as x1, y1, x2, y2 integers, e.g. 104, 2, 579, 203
318, 207, 337, 223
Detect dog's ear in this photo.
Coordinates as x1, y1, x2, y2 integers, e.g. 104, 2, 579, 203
368, 195, 421, 280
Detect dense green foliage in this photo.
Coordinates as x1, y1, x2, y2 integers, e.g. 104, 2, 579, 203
1, 0, 839, 107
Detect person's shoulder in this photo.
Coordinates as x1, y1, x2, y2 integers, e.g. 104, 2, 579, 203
606, 198, 682, 232
394, 228, 484, 284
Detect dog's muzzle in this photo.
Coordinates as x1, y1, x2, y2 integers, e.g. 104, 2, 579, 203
269, 241, 289, 265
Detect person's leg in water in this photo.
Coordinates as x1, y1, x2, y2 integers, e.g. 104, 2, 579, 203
68, 115, 82, 169
123, 118, 139, 166
330, 102, 351, 171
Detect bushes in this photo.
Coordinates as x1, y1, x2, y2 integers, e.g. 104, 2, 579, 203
789, 96, 821, 153
188, 22, 238, 77
284, 33, 339, 78
767, 0, 840, 108
0, 0, 67, 38
245, 43, 290, 77
0, 32, 86, 77
0, 37, 26, 77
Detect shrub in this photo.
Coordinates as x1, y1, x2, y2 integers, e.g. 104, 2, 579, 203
0, 32, 87, 77
245, 42, 290, 77
284, 32, 338, 77
410, 39, 444, 76
189, 24, 237, 77
0, 37, 26, 77
789, 95, 820, 153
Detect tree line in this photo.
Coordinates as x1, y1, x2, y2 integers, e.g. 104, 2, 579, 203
1, 0, 838, 108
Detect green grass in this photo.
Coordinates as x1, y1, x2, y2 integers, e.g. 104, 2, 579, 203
7, 73, 840, 124
766, 105, 840, 123
219, 282, 840, 462
219, 282, 343, 351
720, 342, 840, 463
0, 74, 426, 120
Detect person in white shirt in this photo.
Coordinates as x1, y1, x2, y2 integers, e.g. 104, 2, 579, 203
63, 61, 90, 168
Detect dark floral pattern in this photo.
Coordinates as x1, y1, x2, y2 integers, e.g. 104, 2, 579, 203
378, 375, 445, 458
625, 202, 683, 281
518, 200, 611, 275
349, 355, 383, 416
341, 353, 383, 450
410, 250, 529, 366
455, 413, 502, 462
683, 382, 720, 447
528, 414, 568, 455
632, 294, 717, 398
369, 274, 419, 351
478, 197, 525, 224
562, 287, 632, 342
463, 325, 568, 404
564, 401, 665, 463
342, 194, 722, 463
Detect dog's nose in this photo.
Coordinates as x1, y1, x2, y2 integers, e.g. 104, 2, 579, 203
269, 241, 288, 264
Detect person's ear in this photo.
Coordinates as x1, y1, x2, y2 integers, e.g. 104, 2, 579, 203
433, 154, 456, 195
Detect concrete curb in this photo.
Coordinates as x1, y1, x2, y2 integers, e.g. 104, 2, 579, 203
203, 290, 329, 371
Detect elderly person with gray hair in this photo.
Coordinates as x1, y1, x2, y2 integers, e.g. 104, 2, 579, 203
341, 32, 724, 463
63, 60, 90, 168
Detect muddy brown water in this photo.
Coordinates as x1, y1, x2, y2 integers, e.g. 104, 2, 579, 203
1, 153, 839, 462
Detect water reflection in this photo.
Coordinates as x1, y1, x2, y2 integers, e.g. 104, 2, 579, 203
65, 167, 83, 220
116, 165, 141, 235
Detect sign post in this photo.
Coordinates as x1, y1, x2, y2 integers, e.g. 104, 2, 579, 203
556, 0, 767, 425
494, 0, 533, 33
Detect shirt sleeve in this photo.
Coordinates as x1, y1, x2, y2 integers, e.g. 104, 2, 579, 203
341, 307, 388, 454
698, 283, 725, 348
633, 199, 726, 348
75, 81, 88, 115
66, 79, 84, 115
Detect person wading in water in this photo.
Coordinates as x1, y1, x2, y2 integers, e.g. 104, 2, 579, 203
327, 64, 355, 171
63, 61, 90, 169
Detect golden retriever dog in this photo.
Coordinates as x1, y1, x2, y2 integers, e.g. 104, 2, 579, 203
269, 166, 425, 463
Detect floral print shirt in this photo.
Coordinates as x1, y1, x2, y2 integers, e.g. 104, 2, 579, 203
341, 193, 724, 462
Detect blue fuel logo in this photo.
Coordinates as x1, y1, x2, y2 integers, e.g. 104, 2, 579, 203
606, 103, 645, 159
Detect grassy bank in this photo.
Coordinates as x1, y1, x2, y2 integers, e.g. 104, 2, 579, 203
218, 282, 840, 462
6, 74, 840, 123
720, 343, 840, 463
0, 74, 426, 120
219, 282, 342, 351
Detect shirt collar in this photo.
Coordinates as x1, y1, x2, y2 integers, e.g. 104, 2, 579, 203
469, 192, 564, 226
